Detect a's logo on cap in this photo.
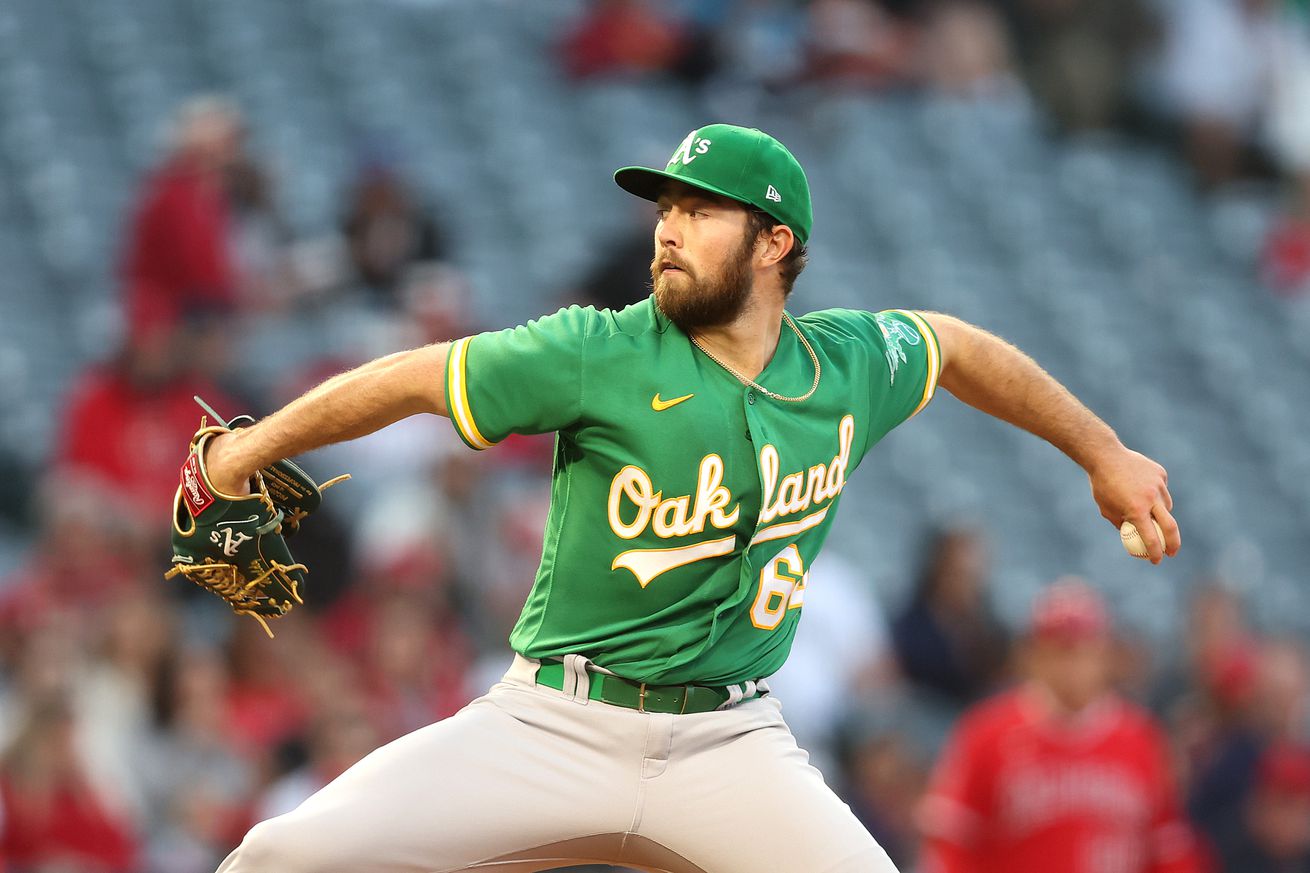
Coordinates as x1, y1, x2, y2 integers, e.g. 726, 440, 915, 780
668, 131, 713, 167
765, 185, 782, 203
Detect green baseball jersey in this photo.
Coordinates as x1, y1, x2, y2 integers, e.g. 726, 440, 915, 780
444, 298, 941, 685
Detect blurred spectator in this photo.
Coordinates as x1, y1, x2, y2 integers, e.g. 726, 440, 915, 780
768, 553, 896, 770
1266, 1, 1310, 168
467, 480, 556, 691
1254, 640, 1310, 742
1184, 639, 1266, 838
52, 322, 241, 524
142, 647, 255, 871
0, 620, 84, 747
1211, 743, 1310, 873
1260, 6, 1310, 294
121, 97, 245, 341
999, 0, 1153, 130
399, 263, 473, 345
892, 527, 1009, 706
341, 163, 447, 304
75, 590, 175, 822
920, 2, 1022, 100
322, 552, 473, 742
1157, 0, 1280, 188
0, 699, 140, 873
560, 0, 693, 81
362, 590, 471, 739
840, 727, 930, 869
226, 156, 301, 312
1156, 583, 1252, 726
253, 706, 379, 822
569, 218, 654, 312
1260, 177, 1310, 295
804, 0, 918, 90
145, 779, 242, 873
0, 481, 145, 652
918, 578, 1206, 873
1185, 638, 1310, 843
221, 623, 310, 757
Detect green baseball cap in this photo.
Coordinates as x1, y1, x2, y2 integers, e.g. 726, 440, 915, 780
614, 124, 813, 245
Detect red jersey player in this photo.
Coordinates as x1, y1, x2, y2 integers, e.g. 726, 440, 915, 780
919, 578, 1207, 873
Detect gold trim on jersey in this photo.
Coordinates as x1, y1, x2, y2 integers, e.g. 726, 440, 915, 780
894, 310, 941, 420
750, 506, 830, 546
447, 337, 495, 450
612, 535, 737, 587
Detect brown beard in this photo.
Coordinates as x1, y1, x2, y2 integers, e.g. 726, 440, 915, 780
650, 230, 756, 331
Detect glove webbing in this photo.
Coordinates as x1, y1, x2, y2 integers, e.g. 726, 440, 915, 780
165, 559, 307, 638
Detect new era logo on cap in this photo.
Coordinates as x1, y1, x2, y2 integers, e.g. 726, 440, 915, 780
765, 185, 781, 202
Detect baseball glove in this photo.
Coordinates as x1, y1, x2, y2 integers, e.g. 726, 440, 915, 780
164, 402, 348, 637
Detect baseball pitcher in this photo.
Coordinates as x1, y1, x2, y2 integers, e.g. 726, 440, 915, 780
177, 124, 1179, 873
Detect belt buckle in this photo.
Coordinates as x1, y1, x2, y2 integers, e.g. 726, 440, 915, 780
637, 682, 648, 713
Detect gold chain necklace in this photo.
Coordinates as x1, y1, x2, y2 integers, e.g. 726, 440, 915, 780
689, 312, 821, 403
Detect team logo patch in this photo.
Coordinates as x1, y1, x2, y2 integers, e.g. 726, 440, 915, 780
181, 454, 215, 517
210, 522, 254, 557
874, 313, 921, 386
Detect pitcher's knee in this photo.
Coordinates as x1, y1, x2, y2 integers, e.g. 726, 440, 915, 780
222, 815, 336, 873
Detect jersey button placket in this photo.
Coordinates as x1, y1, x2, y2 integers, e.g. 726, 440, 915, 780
747, 391, 756, 405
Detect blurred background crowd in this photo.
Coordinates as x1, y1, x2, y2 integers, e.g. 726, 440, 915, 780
0, 0, 1308, 871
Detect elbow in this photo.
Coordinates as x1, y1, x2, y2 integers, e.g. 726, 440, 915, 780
919, 312, 972, 390
374, 344, 449, 418
412, 342, 452, 417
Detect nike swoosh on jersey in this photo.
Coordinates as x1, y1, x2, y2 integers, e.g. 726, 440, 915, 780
651, 392, 694, 411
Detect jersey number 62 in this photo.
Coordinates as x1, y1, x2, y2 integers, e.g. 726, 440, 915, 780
750, 544, 807, 630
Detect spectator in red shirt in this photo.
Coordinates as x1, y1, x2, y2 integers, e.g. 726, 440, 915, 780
560, 0, 690, 80
0, 481, 143, 645
54, 322, 239, 525
0, 698, 140, 873
121, 96, 245, 340
919, 578, 1207, 873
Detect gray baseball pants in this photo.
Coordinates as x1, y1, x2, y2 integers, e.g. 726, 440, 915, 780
215, 654, 896, 872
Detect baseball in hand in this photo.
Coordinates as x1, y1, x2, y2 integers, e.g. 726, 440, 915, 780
1120, 519, 1165, 559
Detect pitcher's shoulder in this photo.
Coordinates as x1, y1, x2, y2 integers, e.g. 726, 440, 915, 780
793, 308, 883, 348
797, 307, 938, 348
592, 297, 672, 342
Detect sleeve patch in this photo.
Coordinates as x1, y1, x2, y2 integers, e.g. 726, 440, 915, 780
893, 309, 941, 419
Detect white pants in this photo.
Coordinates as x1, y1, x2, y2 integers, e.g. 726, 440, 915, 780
216, 655, 896, 873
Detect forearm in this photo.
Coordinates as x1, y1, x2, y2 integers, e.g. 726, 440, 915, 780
921, 311, 1178, 560
212, 343, 450, 487
925, 314, 1121, 473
